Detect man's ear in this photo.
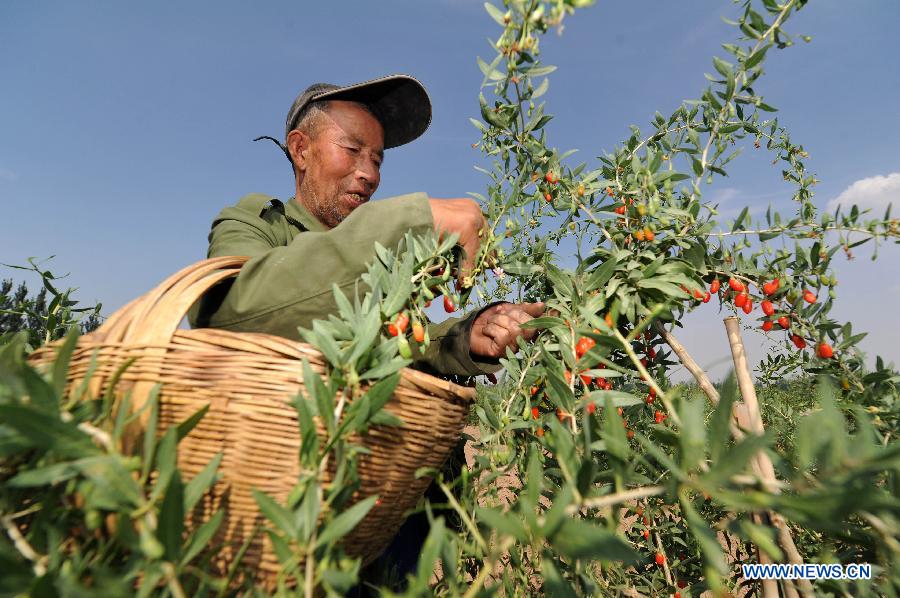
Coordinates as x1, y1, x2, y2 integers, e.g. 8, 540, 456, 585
286, 129, 310, 173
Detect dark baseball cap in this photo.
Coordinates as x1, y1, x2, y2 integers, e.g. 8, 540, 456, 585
284, 74, 432, 149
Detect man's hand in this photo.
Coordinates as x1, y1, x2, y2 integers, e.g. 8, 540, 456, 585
429, 198, 487, 283
470, 302, 546, 359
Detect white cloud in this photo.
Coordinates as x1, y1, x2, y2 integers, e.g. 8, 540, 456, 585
827, 172, 900, 215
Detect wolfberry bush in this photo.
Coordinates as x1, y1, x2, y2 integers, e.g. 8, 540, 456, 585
2, 0, 899, 596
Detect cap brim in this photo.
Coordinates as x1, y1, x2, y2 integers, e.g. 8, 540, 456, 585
307, 75, 431, 149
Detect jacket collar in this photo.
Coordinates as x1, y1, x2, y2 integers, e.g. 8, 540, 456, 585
285, 197, 328, 233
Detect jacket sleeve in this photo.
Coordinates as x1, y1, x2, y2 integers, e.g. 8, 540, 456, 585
190, 192, 501, 377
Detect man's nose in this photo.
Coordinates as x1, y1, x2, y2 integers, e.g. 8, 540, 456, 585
356, 156, 380, 188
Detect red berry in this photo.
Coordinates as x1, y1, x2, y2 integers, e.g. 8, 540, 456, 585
648, 387, 657, 398
626, 430, 634, 439
693, 288, 704, 300
778, 315, 790, 329
742, 299, 753, 314
580, 373, 593, 386
395, 312, 409, 333
544, 192, 552, 202
645, 394, 655, 404
677, 580, 687, 589
710, 279, 721, 294
702, 291, 711, 303
761, 300, 775, 316
412, 322, 425, 343
530, 386, 539, 396
655, 553, 666, 566
587, 402, 596, 415
575, 336, 596, 358
762, 320, 774, 332
762, 278, 780, 296
387, 323, 400, 337
803, 289, 817, 304
791, 334, 807, 350
674, 593, 681, 598
728, 277, 744, 292
655, 410, 666, 424
564, 370, 573, 384
536, 427, 544, 437
531, 406, 539, 419
617, 407, 624, 416
443, 295, 456, 313
545, 171, 555, 183
734, 292, 748, 308
614, 204, 627, 215
647, 346, 657, 359
816, 342, 834, 358
642, 515, 649, 525
642, 530, 650, 539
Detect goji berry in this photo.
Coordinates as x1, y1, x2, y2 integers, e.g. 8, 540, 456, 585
728, 277, 745, 292
387, 323, 400, 337
544, 192, 552, 202
761, 300, 775, 316
531, 406, 539, 419
791, 334, 807, 350
778, 315, 790, 329
816, 342, 834, 358
655, 553, 666, 566
710, 278, 721, 294
655, 411, 666, 424
644, 227, 655, 241
742, 298, 753, 314
614, 204, 627, 215
536, 427, 544, 437
762, 278, 780, 295
702, 291, 711, 303
587, 402, 596, 415
580, 373, 592, 386
395, 312, 409, 333
443, 295, 456, 313
803, 289, 817, 304
734, 292, 748, 308
642, 530, 650, 539
626, 430, 634, 439
762, 320, 774, 332
412, 322, 425, 343
530, 386, 539, 396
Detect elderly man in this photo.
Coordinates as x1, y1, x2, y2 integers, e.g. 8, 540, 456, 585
190, 75, 544, 376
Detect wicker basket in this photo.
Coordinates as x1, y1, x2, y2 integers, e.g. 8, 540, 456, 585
28, 255, 476, 585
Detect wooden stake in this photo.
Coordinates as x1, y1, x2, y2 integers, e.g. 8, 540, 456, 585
723, 317, 813, 598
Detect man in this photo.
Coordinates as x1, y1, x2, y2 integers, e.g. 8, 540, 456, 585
190, 75, 544, 376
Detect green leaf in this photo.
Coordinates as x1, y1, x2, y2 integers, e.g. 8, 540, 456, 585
175, 404, 209, 442
475, 508, 527, 542
180, 509, 224, 567
713, 56, 734, 78
150, 428, 178, 503
8, 461, 80, 487
745, 44, 770, 69
158, 470, 185, 562
184, 452, 222, 513
51, 328, 80, 400
483, 2, 506, 26
253, 488, 298, 539
550, 518, 641, 562
0, 404, 98, 458
315, 495, 377, 549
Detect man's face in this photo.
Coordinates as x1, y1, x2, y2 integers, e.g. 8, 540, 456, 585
291, 100, 385, 229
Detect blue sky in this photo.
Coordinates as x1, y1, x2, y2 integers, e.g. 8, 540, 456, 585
1, 0, 898, 380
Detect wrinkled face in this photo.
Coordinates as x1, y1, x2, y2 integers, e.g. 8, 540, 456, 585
289, 101, 385, 229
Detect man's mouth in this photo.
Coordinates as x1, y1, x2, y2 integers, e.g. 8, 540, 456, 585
345, 192, 369, 206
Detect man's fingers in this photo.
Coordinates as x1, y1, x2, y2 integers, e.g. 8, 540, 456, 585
521, 302, 546, 317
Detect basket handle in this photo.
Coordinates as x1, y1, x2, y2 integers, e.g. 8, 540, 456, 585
123, 256, 250, 346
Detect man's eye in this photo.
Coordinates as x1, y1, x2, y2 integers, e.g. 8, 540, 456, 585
344, 146, 360, 153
